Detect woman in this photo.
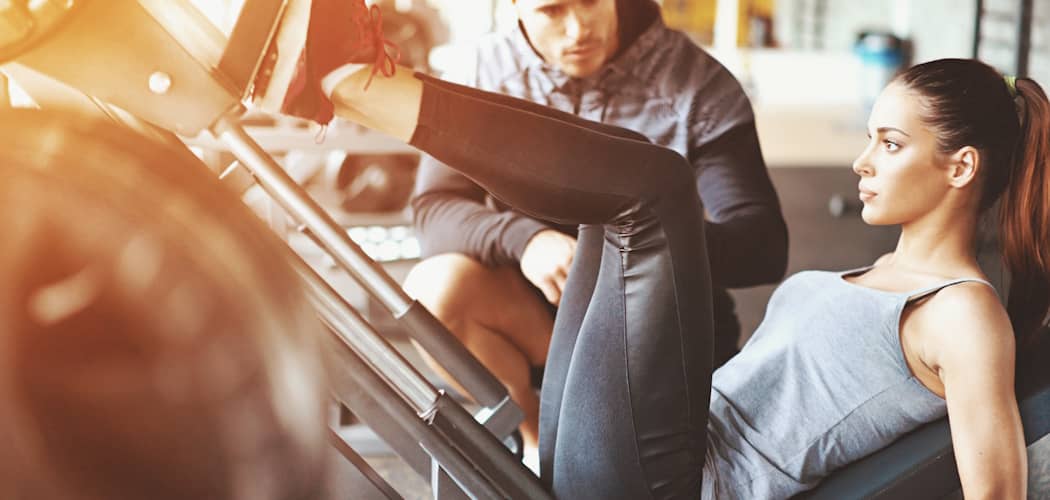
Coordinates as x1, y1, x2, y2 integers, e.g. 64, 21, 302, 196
279, 2, 1047, 497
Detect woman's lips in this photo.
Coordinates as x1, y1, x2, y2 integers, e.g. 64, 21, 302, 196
859, 186, 877, 202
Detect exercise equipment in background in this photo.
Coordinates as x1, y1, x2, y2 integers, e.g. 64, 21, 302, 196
1, 1, 544, 498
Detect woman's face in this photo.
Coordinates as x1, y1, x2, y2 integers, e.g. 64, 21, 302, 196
852, 82, 954, 225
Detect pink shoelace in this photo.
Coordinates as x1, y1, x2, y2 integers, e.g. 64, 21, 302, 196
361, 4, 400, 90
316, 2, 402, 143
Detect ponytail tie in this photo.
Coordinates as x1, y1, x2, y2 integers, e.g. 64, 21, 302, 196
1005, 75, 1019, 98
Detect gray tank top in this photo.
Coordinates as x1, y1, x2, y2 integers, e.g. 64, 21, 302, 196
701, 266, 994, 499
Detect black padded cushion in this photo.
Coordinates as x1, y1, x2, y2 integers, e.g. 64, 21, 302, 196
795, 331, 1050, 500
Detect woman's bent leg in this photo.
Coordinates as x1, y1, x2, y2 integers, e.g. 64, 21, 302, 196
414, 74, 652, 143
407, 77, 697, 225
538, 224, 602, 483
329, 69, 651, 146
546, 188, 711, 499
411, 76, 712, 498
335, 70, 713, 497
332, 70, 687, 223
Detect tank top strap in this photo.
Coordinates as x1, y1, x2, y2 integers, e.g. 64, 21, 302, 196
906, 277, 996, 303
839, 264, 875, 278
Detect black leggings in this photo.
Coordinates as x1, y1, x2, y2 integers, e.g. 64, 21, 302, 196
410, 74, 713, 499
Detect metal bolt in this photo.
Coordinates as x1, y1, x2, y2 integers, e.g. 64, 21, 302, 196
148, 72, 172, 95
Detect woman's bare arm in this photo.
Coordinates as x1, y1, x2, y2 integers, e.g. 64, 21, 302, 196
920, 284, 1026, 499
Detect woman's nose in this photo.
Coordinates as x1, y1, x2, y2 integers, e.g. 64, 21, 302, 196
852, 151, 873, 176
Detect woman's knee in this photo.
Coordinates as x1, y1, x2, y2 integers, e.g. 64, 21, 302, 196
646, 146, 695, 196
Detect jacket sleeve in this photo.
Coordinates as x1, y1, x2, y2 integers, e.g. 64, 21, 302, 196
408, 43, 550, 266
410, 154, 550, 265
688, 78, 789, 288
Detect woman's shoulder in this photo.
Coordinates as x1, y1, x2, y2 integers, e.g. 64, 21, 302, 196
911, 279, 1014, 370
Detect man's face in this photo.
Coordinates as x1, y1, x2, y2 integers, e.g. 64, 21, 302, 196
515, 0, 620, 78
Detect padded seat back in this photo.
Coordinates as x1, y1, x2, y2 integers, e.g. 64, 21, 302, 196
796, 329, 1050, 499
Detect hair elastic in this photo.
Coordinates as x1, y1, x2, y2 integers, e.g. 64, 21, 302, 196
1004, 75, 1019, 98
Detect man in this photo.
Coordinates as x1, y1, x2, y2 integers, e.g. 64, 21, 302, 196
403, 0, 788, 453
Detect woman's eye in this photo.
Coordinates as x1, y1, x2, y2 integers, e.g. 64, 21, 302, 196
883, 140, 900, 152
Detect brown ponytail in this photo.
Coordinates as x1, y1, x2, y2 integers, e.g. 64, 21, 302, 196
1000, 78, 1050, 350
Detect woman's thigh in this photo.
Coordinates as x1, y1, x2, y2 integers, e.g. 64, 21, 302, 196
548, 204, 709, 499
539, 224, 603, 481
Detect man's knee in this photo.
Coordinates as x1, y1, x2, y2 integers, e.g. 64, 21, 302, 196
403, 253, 493, 328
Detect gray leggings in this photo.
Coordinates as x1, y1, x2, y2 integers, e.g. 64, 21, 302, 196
410, 74, 713, 499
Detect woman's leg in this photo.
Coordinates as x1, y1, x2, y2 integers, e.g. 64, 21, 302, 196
548, 205, 711, 499
331, 69, 713, 498
328, 70, 652, 153
537, 224, 602, 482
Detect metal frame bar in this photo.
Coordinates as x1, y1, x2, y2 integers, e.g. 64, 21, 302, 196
219, 0, 288, 91
972, 0, 983, 58
327, 428, 403, 500
1016, 0, 1033, 77
288, 245, 440, 415
972, 0, 1034, 76
321, 321, 545, 499
323, 331, 504, 498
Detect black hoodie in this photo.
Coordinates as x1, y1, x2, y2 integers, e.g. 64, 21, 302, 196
615, 0, 661, 57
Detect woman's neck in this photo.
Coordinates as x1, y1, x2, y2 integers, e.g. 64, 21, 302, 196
888, 208, 981, 277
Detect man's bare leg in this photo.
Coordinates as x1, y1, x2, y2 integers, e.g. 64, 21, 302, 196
403, 253, 553, 449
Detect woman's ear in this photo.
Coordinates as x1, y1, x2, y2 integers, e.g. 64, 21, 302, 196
947, 146, 980, 188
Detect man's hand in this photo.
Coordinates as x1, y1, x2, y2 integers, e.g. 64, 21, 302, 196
520, 229, 577, 305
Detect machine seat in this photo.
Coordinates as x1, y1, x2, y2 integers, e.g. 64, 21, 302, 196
795, 331, 1050, 499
